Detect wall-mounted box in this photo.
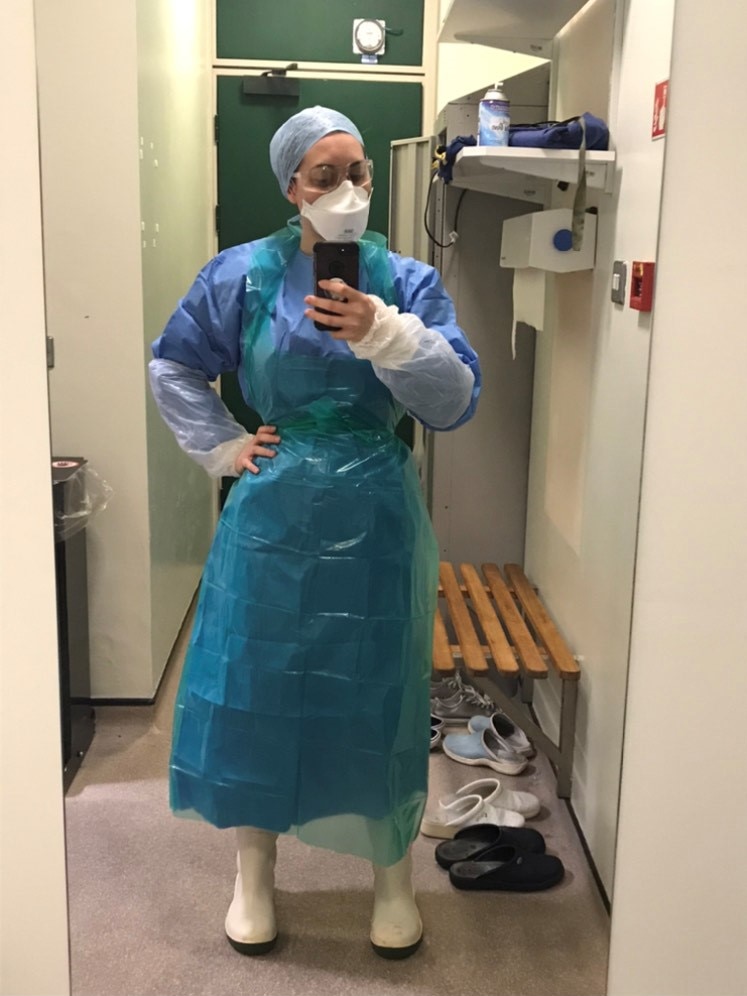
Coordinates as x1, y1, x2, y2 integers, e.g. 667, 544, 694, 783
500, 207, 597, 272
629, 260, 655, 311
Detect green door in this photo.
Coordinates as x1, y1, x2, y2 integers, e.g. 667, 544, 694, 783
216, 75, 421, 250
216, 75, 422, 500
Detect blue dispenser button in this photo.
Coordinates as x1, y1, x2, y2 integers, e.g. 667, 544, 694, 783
553, 229, 573, 252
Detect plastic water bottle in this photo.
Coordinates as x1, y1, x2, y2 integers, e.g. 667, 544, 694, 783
478, 83, 510, 147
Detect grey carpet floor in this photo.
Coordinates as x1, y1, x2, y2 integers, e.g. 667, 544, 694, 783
64, 618, 609, 996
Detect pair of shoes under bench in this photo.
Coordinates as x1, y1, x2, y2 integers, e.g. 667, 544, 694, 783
430, 715, 444, 751
430, 680, 497, 725
442, 724, 528, 776
468, 713, 533, 757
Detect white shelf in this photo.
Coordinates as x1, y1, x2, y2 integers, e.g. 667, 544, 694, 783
450, 147, 616, 199
438, 0, 591, 56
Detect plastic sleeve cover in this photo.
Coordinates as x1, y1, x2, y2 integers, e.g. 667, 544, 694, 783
348, 296, 421, 367
148, 359, 251, 478
352, 257, 481, 431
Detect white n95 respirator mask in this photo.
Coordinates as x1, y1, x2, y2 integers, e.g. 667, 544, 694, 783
300, 180, 372, 243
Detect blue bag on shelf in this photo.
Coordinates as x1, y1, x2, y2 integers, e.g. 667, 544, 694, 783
509, 113, 609, 150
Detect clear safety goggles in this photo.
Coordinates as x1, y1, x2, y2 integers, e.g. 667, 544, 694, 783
292, 158, 374, 193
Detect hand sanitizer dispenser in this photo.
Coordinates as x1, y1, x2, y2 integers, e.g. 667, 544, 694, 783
500, 208, 597, 272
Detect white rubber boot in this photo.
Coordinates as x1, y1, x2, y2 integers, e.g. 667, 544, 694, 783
225, 827, 279, 955
370, 850, 423, 959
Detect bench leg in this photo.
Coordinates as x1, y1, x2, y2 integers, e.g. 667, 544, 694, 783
556, 680, 579, 799
520, 674, 534, 705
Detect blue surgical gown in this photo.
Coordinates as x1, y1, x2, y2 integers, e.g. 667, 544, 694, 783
151, 235, 480, 866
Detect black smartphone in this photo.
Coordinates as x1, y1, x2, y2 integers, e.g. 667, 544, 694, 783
312, 241, 360, 331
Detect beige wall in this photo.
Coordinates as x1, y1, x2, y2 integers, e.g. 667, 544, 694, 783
607, 0, 747, 990
435, 0, 544, 118
137, 0, 215, 689
524, 0, 675, 896
0, 2, 70, 993
34, 0, 214, 698
36, 0, 153, 698
435, 44, 545, 119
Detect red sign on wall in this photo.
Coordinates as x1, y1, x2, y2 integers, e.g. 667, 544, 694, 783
652, 80, 668, 140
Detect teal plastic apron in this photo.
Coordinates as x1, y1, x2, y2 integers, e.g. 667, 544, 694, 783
169, 224, 439, 866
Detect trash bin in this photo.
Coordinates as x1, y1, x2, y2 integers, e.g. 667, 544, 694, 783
52, 457, 95, 791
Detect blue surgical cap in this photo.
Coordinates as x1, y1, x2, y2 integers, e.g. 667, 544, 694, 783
269, 106, 363, 194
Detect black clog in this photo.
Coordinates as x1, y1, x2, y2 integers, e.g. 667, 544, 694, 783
435, 823, 545, 869
448, 844, 564, 891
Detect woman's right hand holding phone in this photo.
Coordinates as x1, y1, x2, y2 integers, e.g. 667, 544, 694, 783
304, 281, 376, 342
233, 425, 281, 475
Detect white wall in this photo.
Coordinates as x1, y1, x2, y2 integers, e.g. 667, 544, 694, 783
137, 0, 215, 689
607, 0, 747, 992
436, 0, 544, 117
524, 0, 675, 895
0, 2, 70, 993
35, 0, 153, 698
35, 0, 214, 698
436, 44, 545, 119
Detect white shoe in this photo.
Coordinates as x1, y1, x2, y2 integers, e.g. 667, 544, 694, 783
419, 792, 525, 839
448, 777, 540, 819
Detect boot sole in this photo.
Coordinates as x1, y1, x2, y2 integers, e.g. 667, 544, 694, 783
226, 932, 278, 956
370, 934, 423, 960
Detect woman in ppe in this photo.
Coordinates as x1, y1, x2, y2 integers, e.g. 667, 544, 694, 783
149, 106, 481, 959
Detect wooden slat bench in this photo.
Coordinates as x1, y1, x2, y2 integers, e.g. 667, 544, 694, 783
434, 561, 580, 797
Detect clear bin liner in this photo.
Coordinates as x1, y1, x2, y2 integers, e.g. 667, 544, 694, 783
52, 461, 113, 540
